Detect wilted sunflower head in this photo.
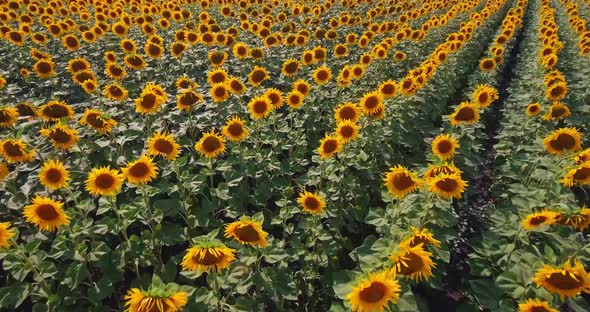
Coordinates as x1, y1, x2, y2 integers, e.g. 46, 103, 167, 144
181, 241, 236, 273
224, 217, 269, 247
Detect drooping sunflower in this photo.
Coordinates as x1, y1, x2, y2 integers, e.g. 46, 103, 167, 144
23, 196, 70, 231
526, 103, 542, 116
450, 102, 480, 126
334, 102, 361, 123
248, 96, 272, 120
33, 59, 56, 78
383, 165, 423, 198
195, 131, 226, 159
85, 166, 124, 197
346, 270, 401, 312
210, 83, 231, 103
560, 163, 590, 187
399, 227, 441, 248
360, 91, 384, 114
543, 128, 583, 155
40, 125, 80, 151
0, 139, 36, 163
472, 85, 499, 108
559, 207, 590, 231
521, 210, 561, 230
80, 109, 117, 134
103, 83, 129, 101
312, 65, 332, 85
38, 159, 70, 190
222, 116, 249, 142
318, 134, 343, 159
431, 134, 460, 160
0, 222, 15, 249
423, 163, 462, 181
181, 242, 236, 272
532, 259, 590, 301
122, 155, 159, 185
38, 100, 74, 121
248, 65, 269, 87
0, 107, 19, 128
176, 89, 203, 111
297, 191, 327, 214
427, 173, 468, 199
335, 120, 359, 143
391, 243, 436, 281
542, 102, 571, 121
224, 217, 268, 247
124, 288, 188, 312
518, 298, 558, 312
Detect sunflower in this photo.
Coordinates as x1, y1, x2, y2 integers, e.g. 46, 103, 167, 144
103, 83, 128, 101
119, 38, 137, 54
383, 165, 423, 198
312, 65, 332, 85
399, 227, 441, 248
104, 51, 117, 63
170, 42, 188, 59
122, 155, 159, 185
181, 243, 236, 272
15, 102, 36, 118
423, 163, 462, 180
210, 83, 230, 103
561, 162, 590, 187
431, 134, 459, 160
335, 120, 359, 143
222, 116, 249, 142
67, 57, 91, 73
23, 196, 70, 231
176, 89, 203, 111
518, 299, 558, 312
293, 79, 312, 97
195, 131, 226, 159
232, 42, 250, 59
208, 51, 227, 67
105, 63, 127, 80
72, 70, 97, 86
134, 92, 163, 115
533, 259, 590, 301
472, 85, 499, 108
40, 125, 79, 151
346, 271, 401, 312
264, 88, 283, 109
33, 59, 56, 78
393, 51, 407, 62
281, 58, 300, 77
124, 288, 188, 312
38, 100, 74, 121
318, 134, 343, 159
391, 243, 435, 281
450, 102, 480, 126
479, 57, 496, 72
248, 96, 272, 120
207, 68, 229, 85
144, 42, 164, 59
542, 102, 571, 121
379, 80, 398, 99
85, 166, 124, 197
176, 76, 196, 90
226, 77, 246, 95
38, 159, 70, 190
560, 207, 590, 231
575, 148, 590, 165
286, 90, 304, 109
224, 217, 268, 247
351, 64, 366, 80
399, 76, 416, 96
248, 66, 269, 87
0, 139, 36, 163
147, 132, 181, 160
521, 210, 560, 230
0, 222, 15, 249
427, 173, 467, 199
80, 109, 117, 134
545, 82, 568, 101
124, 54, 147, 70
0, 107, 19, 128
297, 191, 327, 214
543, 128, 583, 155
526, 103, 542, 116
360, 91, 384, 114
334, 102, 361, 123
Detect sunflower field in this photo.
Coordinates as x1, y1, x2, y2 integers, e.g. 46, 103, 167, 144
1, 0, 590, 311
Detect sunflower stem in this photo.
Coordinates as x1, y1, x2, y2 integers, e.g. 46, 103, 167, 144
213, 271, 223, 312
12, 239, 53, 298
109, 196, 129, 243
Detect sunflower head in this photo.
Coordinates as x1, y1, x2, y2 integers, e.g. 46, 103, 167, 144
0, 222, 16, 249
542, 102, 571, 121
39, 159, 70, 190
0, 139, 36, 163
346, 271, 401, 312
103, 83, 129, 101
195, 130, 226, 159
0, 107, 19, 128
391, 243, 436, 281
383, 165, 423, 198
124, 283, 188, 312
147, 131, 181, 160
400, 227, 441, 248
526, 103, 542, 116
472, 85, 499, 108
450, 102, 480, 126
80, 109, 117, 134
38, 100, 74, 121
318, 134, 343, 159
176, 89, 203, 111
224, 216, 269, 247
248, 96, 272, 119
312, 65, 332, 85
210, 83, 231, 103
521, 210, 560, 230
23, 196, 70, 231
40, 125, 80, 151
431, 134, 460, 160
543, 128, 583, 155
222, 116, 249, 142
533, 259, 590, 301
85, 166, 124, 197
427, 173, 467, 199
181, 241, 236, 273
518, 298, 558, 312
335, 120, 359, 143
122, 155, 159, 185
360, 91, 384, 114
248, 65, 269, 87
297, 191, 327, 214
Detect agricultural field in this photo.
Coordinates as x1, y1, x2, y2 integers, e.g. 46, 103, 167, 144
1, 0, 590, 311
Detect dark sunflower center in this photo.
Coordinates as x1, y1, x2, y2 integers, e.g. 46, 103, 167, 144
551, 134, 576, 150
546, 271, 584, 290
455, 107, 475, 121
127, 56, 143, 66
227, 124, 243, 137
36, 204, 59, 220
397, 252, 424, 275
285, 62, 298, 73
16, 104, 35, 116
75, 72, 93, 83
0, 112, 11, 122
478, 92, 489, 104
402, 79, 413, 89
353, 68, 363, 76
109, 65, 123, 76
297, 85, 309, 94
437, 140, 453, 154
253, 101, 268, 114
364, 96, 379, 110
304, 54, 313, 62
49, 128, 71, 143
154, 139, 173, 154
551, 106, 566, 118
4, 142, 23, 156
530, 306, 551, 312
234, 225, 260, 242
529, 216, 548, 226
214, 86, 226, 97
45, 168, 63, 183
129, 162, 149, 177
86, 113, 105, 128
95, 173, 115, 189
65, 37, 78, 47
436, 178, 458, 192
574, 168, 590, 181
551, 86, 564, 98
43, 104, 68, 119
322, 139, 338, 154
482, 60, 495, 69
529, 105, 539, 113
339, 107, 356, 120
382, 84, 395, 95
304, 197, 320, 211
339, 126, 354, 138
393, 173, 415, 190
71, 61, 87, 72
251, 70, 266, 83
211, 73, 225, 84
180, 92, 199, 106
123, 42, 134, 51
289, 95, 301, 105
202, 136, 221, 152
316, 70, 328, 81
141, 94, 157, 109
109, 86, 123, 97
359, 281, 386, 303
196, 250, 223, 265
336, 46, 346, 55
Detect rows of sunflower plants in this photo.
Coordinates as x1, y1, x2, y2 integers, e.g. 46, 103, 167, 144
1, 0, 590, 311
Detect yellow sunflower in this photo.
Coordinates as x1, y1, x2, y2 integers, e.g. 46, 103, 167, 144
38, 100, 74, 121
80, 109, 117, 134
335, 120, 359, 143
103, 83, 129, 101
147, 132, 181, 160
264, 88, 283, 109
545, 81, 568, 101
134, 91, 163, 115
431, 134, 460, 160
359, 91, 384, 114
224, 217, 269, 247
124, 54, 147, 70
526, 103, 542, 116
105, 63, 127, 80
472, 85, 499, 108
542, 102, 571, 121
450, 102, 480, 126
575, 148, 590, 164
0, 162, 8, 182
543, 128, 583, 155
518, 299, 558, 312
533, 259, 590, 301
40, 125, 80, 151
227, 78, 247, 95
383, 165, 423, 198
195, 130, 226, 158
122, 155, 159, 185
479, 58, 496, 72
399, 227, 441, 248
222, 116, 249, 142
286, 90, 304, 109
293, 79, 312, 97
67, 57, 91, 73
346, 270, 401, 312
210, 83, 231, 103
248, 65, 269, 87
312, 65, 332, 85
0, 139, 36, 163
423, 163, 462, 181
208, 68, 229, 85
560, 163, 590, 187
33, 59, 56, 78
318, 134, 343, 159
0, 222, 15, 249
0, 107, 19, 128
379, 80, 398, 99
85, 166, 124, 197
38, 159, 70, 190
391, 243, 436, 281
177, 89, 203, 111
297, 191, 327, 214
335, 102, 361, 123
521, 210, 561, 230
281, 58, 300, 77
248, 96, 272, 120
181, 243, 236, 272
23, 196, 70, 231
124, 288, 188, 312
